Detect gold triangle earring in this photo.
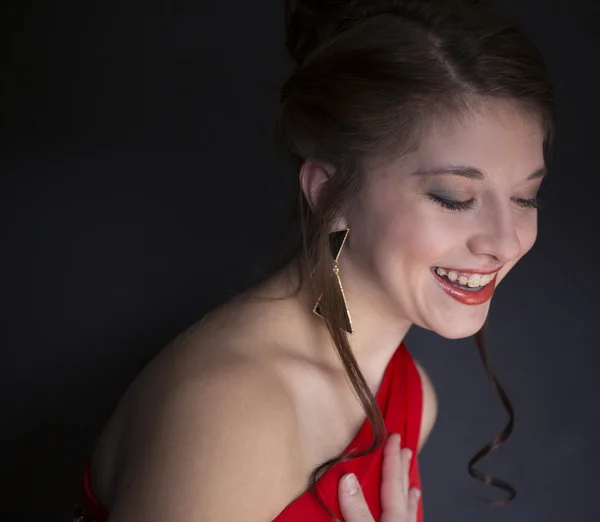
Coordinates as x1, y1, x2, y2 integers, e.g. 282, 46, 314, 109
312, 228, 353, 334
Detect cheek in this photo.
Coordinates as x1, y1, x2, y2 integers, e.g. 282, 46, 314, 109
356, 180, 472, 273
370, 204, 455, 272
498, 216, 538, 283
517, 213, 538, 255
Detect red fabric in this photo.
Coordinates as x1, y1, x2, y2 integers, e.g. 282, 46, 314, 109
80, 455, 109, 522
271, 342, 424, 521
78, 342, 424, 522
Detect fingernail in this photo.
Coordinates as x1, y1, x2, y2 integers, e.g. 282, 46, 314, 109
407, 448, 413, 460
343, 473, 359, 495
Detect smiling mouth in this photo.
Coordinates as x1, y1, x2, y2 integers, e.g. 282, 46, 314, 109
430, 266, 500, 305
431, 266, 498, 291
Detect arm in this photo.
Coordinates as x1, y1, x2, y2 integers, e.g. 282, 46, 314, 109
108, 365, 303, 522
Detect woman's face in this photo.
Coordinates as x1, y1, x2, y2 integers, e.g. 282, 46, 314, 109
347, 100, 546, 339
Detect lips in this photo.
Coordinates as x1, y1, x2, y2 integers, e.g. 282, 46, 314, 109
431, 267, 498, 305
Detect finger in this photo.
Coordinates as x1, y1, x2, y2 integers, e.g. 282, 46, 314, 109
407, 488, 422, 522
338, 473, 375, 522
402, 445, 413, 498
380, 433, 404, 515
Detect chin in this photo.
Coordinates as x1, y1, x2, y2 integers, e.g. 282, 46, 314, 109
434, 322, 485, 339
418, 308, 490, 339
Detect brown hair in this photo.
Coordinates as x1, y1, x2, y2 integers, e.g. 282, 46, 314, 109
257, 0, 555, 518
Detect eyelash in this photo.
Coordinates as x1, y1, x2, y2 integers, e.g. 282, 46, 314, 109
427, 195, 539, 212
428, 195, 474, 212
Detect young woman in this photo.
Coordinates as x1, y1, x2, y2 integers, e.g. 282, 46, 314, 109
75, 0, 555, 520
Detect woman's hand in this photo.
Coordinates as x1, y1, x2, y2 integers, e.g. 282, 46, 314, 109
338, 433, 421, 522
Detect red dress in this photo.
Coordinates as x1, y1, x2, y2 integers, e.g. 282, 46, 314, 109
75, 342, 424, 522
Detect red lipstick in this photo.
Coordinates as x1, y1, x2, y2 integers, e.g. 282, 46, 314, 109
431, 267, 498, 305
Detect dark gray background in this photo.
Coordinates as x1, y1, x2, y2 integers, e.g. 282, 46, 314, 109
1, 1, 598, 520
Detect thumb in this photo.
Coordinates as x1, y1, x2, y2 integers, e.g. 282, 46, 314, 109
338, 473, 375, 522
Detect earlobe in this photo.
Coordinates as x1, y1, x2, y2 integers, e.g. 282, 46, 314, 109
299, 159, 336, 212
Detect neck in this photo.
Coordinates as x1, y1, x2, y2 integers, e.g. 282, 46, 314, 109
239, 256, 412, 375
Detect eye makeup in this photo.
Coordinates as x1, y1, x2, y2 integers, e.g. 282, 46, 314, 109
513, 197, 539, 209
427, 194, 475, 212
425, 189, 541, 212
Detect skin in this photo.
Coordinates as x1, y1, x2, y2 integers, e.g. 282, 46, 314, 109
91, 98, 545, 520
296, 98, 545, 371
297, 98, 545, 520
339, 433, 420, 522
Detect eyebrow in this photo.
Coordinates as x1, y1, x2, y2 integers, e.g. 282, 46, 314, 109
411, 164, 547, 181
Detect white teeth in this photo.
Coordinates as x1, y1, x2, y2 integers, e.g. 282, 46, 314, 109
434, 267, 496, 288
467, 274, 481, 287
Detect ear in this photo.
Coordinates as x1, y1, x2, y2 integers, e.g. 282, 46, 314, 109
299, 159, 336, 213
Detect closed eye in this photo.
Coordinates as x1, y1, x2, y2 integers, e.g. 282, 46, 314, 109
427, 194, 475, 212
513, 197, 540, 209
429, 194, 542, 212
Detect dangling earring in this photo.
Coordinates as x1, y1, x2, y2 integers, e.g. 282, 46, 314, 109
313, 228, 353, 334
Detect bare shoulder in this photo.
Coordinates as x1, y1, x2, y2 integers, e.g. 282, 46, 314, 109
414, 360, 438, 453
108, 352, 305, 522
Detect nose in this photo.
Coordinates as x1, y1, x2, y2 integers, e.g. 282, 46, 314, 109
466, 200, 522, 264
